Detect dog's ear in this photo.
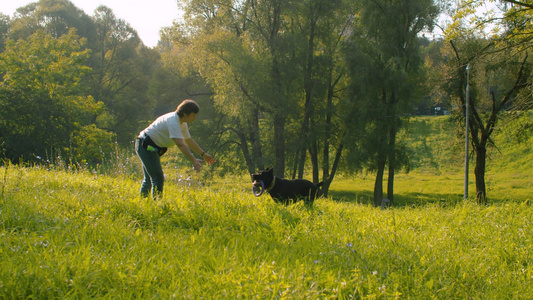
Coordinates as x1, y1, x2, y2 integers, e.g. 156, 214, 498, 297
267, 168, 273, 175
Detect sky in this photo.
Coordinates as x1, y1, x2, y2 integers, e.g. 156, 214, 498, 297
1, 0, 183, 47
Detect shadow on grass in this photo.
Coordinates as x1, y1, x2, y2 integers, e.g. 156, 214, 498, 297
327, 189, 465, 208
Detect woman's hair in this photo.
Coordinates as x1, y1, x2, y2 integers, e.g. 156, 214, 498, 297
176, 99, 200, 117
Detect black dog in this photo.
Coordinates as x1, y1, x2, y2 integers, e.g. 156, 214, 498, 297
251, 168, 323, 205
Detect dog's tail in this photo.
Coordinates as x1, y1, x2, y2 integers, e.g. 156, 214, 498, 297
316, 181, 324, 188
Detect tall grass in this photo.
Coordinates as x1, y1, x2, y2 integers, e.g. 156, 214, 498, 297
1, 164, 533, 298
1, 114, 532, 298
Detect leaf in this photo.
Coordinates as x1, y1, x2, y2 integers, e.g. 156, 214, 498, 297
425, 278, 434, 289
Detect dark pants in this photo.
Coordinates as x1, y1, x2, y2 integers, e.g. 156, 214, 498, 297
135, 137, 164, 198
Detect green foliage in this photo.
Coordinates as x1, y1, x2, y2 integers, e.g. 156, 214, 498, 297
0, 13, 9, 52
174, 0, 356, 176
0, 29, 100, 162
502, 110, 533, 144
68, 124, 116, 165
488, 110, 533, 172
8, 0, 96, 42
1, 1, 162, 164
88, 5, 157, 144
401, 116, 464, 172
1, 164, 532, 298
342, 0, 440, 204
0, 29, 90, 93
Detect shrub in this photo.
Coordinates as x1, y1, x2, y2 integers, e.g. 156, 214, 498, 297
68, 124, 116, 166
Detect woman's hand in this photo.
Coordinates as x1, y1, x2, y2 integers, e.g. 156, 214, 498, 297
202, 153, 215, 165
193, 159, 202, 172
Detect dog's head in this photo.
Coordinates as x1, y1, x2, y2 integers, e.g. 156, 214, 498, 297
250, 168, 275, 196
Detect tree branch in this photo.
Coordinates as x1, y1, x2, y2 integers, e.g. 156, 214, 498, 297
502, 0, 533, 10
499, 52, 529, 110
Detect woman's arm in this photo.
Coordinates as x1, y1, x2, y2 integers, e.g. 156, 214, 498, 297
185, 138, 215, 165
173, 138, 203, 171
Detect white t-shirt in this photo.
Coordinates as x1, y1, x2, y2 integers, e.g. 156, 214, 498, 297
141, 112, 191, 148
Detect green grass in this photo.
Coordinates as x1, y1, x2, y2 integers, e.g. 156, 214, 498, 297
1, 164, 533, 298
1, 114, 532, 298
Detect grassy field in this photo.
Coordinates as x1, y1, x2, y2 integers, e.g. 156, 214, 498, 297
1, 114, 532, 298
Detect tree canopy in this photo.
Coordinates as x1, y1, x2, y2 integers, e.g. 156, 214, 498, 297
0, 29, 99, 162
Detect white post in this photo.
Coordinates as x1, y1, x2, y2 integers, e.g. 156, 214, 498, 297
464, 64, 470, 200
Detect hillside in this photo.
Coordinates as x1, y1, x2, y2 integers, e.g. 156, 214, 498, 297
329, 113, 532, 205
405, 113, 533, 175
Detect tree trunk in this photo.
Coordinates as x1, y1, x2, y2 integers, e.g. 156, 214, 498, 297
274, 114, 285, 177
296, 131, 306, 178
374, 157, 386, 207
292, 112, 310, 180
387, 119, 398, 204
322, 113, 331, 185
267, 0, 285, 178
237, 129, 255, 175
249, 109, 264, 171
321, 59, 342, 196
293, 12, 318, 180
387, 162, 395, 204
474, 144, 487, 204
309, 118, 319, 183
291, 147, 302, 179
321, 141, 344, 197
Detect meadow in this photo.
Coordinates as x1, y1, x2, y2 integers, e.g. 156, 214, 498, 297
1, 114, 532, 299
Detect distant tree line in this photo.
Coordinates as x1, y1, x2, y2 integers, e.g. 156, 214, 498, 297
1, 0, 532, 204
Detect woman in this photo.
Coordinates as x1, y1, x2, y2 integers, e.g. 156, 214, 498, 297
135, 99, 215, 198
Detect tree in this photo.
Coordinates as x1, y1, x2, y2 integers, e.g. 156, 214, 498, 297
5, 0, 161, 147
167, 0, 352, 189
288, 0, 352, 197
454, 47, 530, 205
8, 0, 95, 42
174, 0, 299, 176
441, 0, 533, 204
88, 5, 158, 143
160, 24, 264, 174
344, 0, 438, 206
0, 29, 100, 162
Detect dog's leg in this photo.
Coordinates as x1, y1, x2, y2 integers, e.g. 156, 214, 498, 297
304, 195, 314, 209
